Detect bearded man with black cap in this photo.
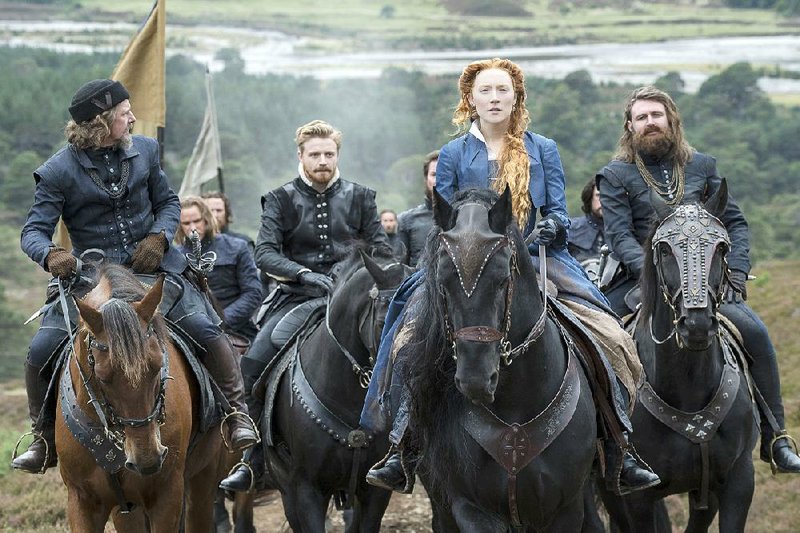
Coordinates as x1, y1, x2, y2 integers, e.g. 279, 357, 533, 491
13, 79, 258, 474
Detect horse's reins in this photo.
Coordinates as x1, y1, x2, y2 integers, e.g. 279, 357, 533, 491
445, 240, 548, 367
324, 265, 399, 388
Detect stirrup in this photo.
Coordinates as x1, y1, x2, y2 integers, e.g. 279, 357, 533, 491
224, 460, 256, 493
219, 409, 261, 452
769, 431, 799, 475
11, 431, 51, 475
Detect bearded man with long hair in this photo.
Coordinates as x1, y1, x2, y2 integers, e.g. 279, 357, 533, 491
598, 85, 800, 474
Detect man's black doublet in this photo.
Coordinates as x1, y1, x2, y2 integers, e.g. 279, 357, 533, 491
397, 197, 433, 267
568, 214, 605, 264
255, 176, 388, 280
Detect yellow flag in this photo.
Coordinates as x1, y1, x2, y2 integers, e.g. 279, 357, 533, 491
111, 0, 166, 139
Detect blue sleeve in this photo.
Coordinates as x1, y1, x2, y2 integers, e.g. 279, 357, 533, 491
597, 166, 645, 275
21, 167, 64, 269
223, 242, 263, 328
435, 141, 457, 203
145, 140, 180, 243
538, 137, 570, 249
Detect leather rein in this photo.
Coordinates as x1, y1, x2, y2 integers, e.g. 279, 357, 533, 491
324, 272, 397, 388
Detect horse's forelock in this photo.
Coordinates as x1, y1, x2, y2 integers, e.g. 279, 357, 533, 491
99, 298, 149, 387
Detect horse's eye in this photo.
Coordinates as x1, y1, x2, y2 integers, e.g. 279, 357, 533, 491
659, 244, 671, 257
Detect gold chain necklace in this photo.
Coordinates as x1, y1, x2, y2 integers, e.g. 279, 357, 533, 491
635, 153, 685, 205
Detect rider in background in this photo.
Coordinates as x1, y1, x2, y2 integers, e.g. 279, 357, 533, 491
14, 79, 258, 474
568, 178, 606, 283
366, 58, 659, 496
176, 196, 262, 342
397, 150, 439, 268
380, 209, 407, 263
597, 85, 800, 473
202, 190, 255, 253
220, 119, 390, 492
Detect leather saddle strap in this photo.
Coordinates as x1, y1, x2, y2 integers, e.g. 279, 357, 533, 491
508, 473, 521, 528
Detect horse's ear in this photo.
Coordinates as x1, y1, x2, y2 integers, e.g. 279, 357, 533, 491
488, 186, 513, 234
705, 178, 728, 218
134, 274, 165, 323
432, 188, 454, 231
649, 189, 673, 222
75, 296, 104, 335
359, 248, 390, 288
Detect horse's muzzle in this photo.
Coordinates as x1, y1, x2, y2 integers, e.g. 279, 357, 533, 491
676, 311, 719, 351
453, 340, 499, 404
125, 445, 168, 476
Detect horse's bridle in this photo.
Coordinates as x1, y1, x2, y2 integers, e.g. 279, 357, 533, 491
440, 233, 549, 367
650, 204, 730, 346
325, 280, 396, 389
58, 276, 171, 453
82, 327, 171, 430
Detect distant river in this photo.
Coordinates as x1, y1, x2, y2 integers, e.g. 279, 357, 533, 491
1, 20, 798, 94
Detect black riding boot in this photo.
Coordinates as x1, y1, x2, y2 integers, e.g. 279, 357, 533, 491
751, 349, 800, 473
220, 442, 267, 492
604, 435, 661, 496
12, 363, 57, 473
204, 335, 259, 452
366, 445, 417, 494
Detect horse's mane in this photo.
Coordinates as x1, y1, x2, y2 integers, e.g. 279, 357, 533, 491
403, 188, 522, 496
93, 264, 167, 386
330, 241, 397, 289
639, 227, 659, 324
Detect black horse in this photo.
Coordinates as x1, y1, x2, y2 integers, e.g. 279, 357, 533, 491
599, 183, 758, 532
402, 188, 597, 531
263, 247, 409, 532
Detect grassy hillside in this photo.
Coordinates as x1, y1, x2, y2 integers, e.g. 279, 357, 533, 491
0, 259, 798, 530
2, 0, 796, 52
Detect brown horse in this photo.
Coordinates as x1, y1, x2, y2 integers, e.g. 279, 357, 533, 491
56, 265, 226, 532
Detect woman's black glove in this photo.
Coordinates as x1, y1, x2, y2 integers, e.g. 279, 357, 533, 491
533, 215, 566, 247
298, 271, 334, 294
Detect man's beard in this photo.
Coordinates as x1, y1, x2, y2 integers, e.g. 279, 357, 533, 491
632, 126, 674, 159
114, 131, 133, 151
304, 164, 334, 184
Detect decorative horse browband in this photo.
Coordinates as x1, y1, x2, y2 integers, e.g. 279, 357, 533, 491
438, 203, 549, 366
652, 203, 730, 309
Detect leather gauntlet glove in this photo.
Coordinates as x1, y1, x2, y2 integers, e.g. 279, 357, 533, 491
532, 215, 567, 247
131, 232, 166, 274
46, 247, 78, 279
724, 269, 748, 303
298, 271, 334, 294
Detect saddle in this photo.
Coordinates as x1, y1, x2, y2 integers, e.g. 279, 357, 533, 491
271, 297, 326, 348
548, 297, 633, 437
